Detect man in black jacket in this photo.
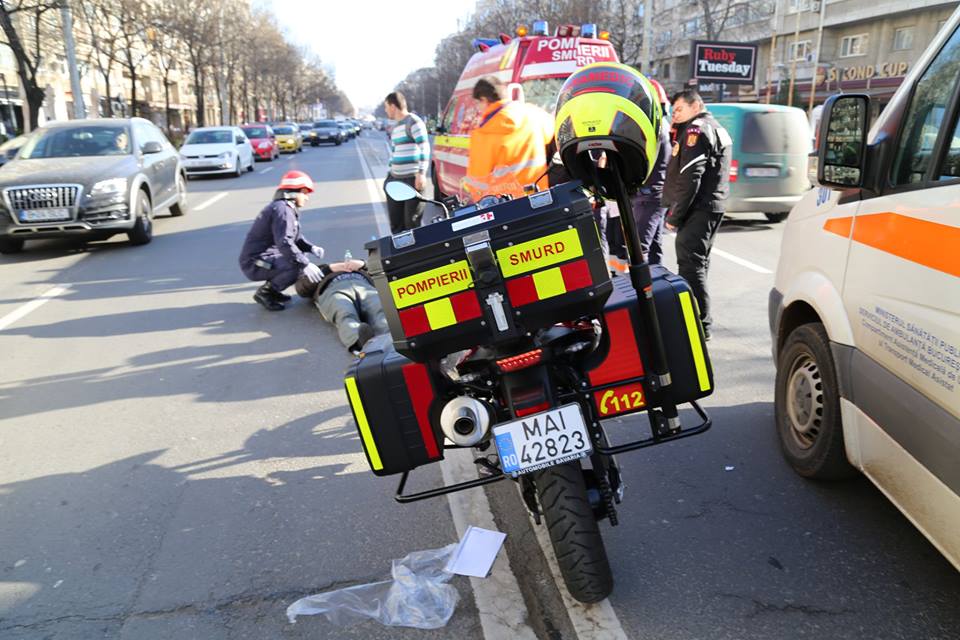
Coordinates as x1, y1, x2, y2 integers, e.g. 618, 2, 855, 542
295, 258, 389, 354
663, 90, 732, 339
239, 171, 325, 311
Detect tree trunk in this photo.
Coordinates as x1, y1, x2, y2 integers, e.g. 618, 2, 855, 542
129, 65, 138, 117
163, 71, 172, 134
104, 75, 113, 117
0, 7, 44, 131
193, 64, 205, 127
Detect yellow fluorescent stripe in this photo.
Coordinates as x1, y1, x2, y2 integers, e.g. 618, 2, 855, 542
425, 297, 456, 329
434, 135, 471, 150
678, 291, 711, 392
533, 267, 566, 300
345, 377, 383, 470
389, 260, 473, 309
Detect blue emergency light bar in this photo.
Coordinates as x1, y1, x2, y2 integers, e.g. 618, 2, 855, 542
532, 20, 549, 36
581, 23, 597, 39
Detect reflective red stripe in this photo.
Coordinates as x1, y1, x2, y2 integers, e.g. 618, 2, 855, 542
588, 308, 645, 386
560, 259, 592, 290
399, 305, 431, 336
401, 363, 440, 459
506, 273, 538, 306
450, 290, 482, 321
516, 401, 551, 417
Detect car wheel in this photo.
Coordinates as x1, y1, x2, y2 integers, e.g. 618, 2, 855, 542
234, 157, 242, 178
0, 237, 25, 254
169, 173, 188, 217
765, 212, 789, 223
335, 139, 342, 146
127, 189, 153, 246
247, 157, 254, 172
775, 323, 856, 479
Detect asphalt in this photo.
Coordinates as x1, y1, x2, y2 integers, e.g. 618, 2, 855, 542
1, 132, 958, 640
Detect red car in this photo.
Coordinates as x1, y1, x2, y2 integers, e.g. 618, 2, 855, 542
241, 124, 279, 161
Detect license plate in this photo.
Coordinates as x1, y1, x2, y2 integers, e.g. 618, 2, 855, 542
745, 167, 779, 178
19, 208, 70, 222
493, 404, 592, 475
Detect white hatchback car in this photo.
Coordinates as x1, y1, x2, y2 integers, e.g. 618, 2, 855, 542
180, 126, 255, 178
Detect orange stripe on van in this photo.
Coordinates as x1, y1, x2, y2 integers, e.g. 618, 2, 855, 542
823, 216, 854, 238
824, 213, 960, 278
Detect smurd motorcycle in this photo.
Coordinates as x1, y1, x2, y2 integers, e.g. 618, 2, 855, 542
344, 165, 713, 603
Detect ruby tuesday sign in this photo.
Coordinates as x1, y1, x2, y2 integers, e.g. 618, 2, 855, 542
690, 41, 757, 85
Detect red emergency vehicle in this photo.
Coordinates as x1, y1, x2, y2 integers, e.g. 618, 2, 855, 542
432, 23, 619, 198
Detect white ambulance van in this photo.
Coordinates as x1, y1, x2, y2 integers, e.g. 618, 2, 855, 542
770, 7, 960, 570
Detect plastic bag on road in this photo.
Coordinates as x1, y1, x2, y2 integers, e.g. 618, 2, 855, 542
286, 544, 459, 629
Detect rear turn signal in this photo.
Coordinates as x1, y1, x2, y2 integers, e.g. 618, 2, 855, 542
729, 158, 739, 183
496, 349, 543, 373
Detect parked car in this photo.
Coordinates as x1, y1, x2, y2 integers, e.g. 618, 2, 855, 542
770, 5, 960, 570
0, 134, 28, 168
708, 103, 813, 223
272, 123, 303, 153
180, 126, 255, 178
0, 118, 186, 253
311, 120, 344, 146
240, 124, 278, 161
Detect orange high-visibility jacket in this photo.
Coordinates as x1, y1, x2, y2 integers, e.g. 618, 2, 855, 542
463, 100, 554, 200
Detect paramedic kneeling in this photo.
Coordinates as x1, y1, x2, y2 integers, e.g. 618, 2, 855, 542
239, 171, 325, 311
295, 259, 389, 355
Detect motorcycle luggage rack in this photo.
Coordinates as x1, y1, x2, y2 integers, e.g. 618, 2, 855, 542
593, 400, 712, 455
395, 463, 507, 504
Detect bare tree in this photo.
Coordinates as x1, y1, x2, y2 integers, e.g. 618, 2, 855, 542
145, 0, 185, 134
161, 0, 218, 126
115, 0, 152, 116
0, 0, 61, 130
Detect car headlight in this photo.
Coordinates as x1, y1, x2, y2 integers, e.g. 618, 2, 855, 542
90, 177, 127, 196
218, 151, 232, 159
257, 142, 269, 149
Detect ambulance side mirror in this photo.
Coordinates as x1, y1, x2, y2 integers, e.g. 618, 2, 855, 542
817, 94, 869, 189
385, 181, 420, 202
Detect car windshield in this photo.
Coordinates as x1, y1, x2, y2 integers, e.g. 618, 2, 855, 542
315, 121, 337, 128
273, 126, 294, 134
20, 125, 131, 158
522, 77, 566, 113
242, 127, 268, 138
186, 130, 233, 144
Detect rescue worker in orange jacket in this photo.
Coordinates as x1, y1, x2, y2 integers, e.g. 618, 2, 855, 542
462, 76, 554, 202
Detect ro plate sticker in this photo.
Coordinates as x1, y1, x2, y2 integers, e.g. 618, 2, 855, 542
497, 228, 584, 278
451, 211, 494, 232
389, 260, 474, 308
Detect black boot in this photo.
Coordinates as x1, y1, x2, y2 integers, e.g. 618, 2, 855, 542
349, 323, 375, 355
254, 283, 285, 311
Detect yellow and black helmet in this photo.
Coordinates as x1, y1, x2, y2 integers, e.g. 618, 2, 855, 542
554, 62, 662, 189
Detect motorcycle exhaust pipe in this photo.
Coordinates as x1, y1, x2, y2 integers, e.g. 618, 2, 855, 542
440, 396, 492, 446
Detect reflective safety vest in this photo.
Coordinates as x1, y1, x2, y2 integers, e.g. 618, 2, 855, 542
462, 100, 554, 201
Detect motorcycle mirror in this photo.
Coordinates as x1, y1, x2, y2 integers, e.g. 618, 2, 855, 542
385, 181, 420, 202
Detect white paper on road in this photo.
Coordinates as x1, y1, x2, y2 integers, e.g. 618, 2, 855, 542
445, 525, 506, 578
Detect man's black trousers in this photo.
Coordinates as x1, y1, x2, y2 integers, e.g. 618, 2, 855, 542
675, 209, 724, 331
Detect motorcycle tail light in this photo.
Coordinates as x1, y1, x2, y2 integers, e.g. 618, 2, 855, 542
496, 348, 543, 373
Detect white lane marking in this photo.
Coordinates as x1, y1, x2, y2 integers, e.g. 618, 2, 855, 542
713, 248, 773, 274
286, 154, 295, 161
527, 510, 630, 640
441, 450, 538, 640
0, 285, 70, 331
258, 166, 275, 174
355, 140, 392, 238
193, 192, 228, 211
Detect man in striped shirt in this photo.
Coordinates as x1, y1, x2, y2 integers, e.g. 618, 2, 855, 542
383, 91, 430, 233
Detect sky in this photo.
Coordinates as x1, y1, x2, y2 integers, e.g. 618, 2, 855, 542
266, 0, 478, 112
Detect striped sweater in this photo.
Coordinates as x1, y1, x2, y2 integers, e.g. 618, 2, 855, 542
388, 113, 430, 178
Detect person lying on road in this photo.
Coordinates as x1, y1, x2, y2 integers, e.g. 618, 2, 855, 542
294, 258, 389, 355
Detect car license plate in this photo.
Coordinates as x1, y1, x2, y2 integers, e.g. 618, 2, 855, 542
745, 167, 779, 178
19, 208, 70, 222
493, 403, 592, 475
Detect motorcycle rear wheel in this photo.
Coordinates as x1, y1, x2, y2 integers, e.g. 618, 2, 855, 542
535, 461, 613, 603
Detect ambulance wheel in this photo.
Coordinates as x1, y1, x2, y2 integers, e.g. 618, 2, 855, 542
775, 323, 855, 479
765, 212, 789, 223
535, 461, 613, 603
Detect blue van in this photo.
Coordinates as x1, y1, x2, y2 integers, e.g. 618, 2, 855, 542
707, 103, 812, 222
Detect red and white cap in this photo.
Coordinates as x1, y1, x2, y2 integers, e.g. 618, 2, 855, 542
278, 170, 315, 193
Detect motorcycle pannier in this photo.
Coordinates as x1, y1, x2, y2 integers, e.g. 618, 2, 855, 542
365, 183, 612, 362
344, 337, 445, 476
584, 266, 714, 419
